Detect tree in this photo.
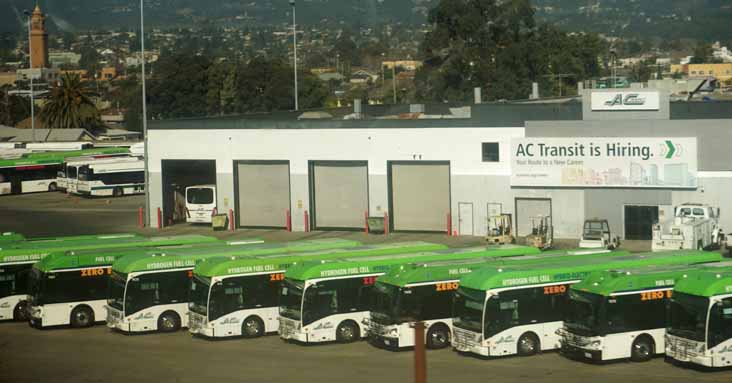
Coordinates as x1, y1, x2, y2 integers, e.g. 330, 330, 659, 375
690, 43, 713, 64
40, 73, 100, 130
0, 88, 30, 127
416, 0, 606, 101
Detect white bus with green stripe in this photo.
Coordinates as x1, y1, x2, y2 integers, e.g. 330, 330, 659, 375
188, 242, 447, 339
107, 239, 361, 333
76, 157, 144, 197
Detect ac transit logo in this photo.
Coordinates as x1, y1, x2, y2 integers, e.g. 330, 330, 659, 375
495, 335, 515, 344
604, 93, 646, 107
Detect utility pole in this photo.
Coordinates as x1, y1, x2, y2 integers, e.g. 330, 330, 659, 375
392, 63, 397, 104
290, 0, 298, 111
140, 0, 150, 227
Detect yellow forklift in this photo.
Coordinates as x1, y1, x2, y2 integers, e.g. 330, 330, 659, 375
486, 214, 514, 244
526, 215, 553, 250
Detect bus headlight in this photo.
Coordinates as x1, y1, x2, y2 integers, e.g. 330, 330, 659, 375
389, 328, 398, 336
588, 340, 602, 350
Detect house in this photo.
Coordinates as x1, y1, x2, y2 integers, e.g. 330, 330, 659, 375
349, 69, 378, 84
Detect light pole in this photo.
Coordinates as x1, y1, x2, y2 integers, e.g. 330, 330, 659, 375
610, 49, 617, 89
23, 10, 36, 143
140, 0, 151, 227
290, 0, 299, 111
392, 62, 397, 104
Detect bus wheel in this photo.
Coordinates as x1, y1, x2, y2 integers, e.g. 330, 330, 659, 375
13, 301, 29, 322
113, 187, 123, 197
336, 321, 360, 343
242, 316, 264, 338
70, 306, 94, 328
426, 324, 451, 349
517, 333, 540, 356
630, 336, 654, 362
158, 311, 181, 333
48, 182, 57, 192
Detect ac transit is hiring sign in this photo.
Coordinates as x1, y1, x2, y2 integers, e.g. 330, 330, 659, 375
591, 91, 660, 111
510, 137, 697, 188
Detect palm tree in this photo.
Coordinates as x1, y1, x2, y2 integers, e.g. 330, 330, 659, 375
40, 72, 100, 129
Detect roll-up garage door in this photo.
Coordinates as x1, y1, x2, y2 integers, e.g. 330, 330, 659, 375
310, 161, 368, 230
236, 161, 290, 228
515, 198, 552, 236
389, 161, 450, 232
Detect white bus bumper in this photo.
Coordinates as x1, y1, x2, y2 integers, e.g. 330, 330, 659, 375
188, 311, 216, 337
106, 305, 157, 332
665, 334, 715, 367
279, 317, 308, 342
451, 327, 490, 356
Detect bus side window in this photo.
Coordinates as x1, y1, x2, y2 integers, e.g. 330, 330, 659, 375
709, 299, 732, 349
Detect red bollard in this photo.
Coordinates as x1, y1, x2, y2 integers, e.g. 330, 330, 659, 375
138, 207, 144, 228
286, 209, 292, 232
157, 207, 162, 229
384, 212, 389, 235
365, 211, 369, 235
304, 210, 310, 232
229, 209, 235, 232
447, 212, 452, 237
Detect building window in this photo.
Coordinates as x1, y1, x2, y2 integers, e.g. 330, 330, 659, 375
482, 142, 500, 162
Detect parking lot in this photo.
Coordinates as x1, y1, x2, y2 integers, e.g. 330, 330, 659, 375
0, 192, 722, 383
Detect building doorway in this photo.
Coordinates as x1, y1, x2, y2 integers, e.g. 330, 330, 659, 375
624, 205, 659, 240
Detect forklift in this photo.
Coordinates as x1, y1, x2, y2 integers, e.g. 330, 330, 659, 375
526, 215, 553, 250
486, 214, 514, 245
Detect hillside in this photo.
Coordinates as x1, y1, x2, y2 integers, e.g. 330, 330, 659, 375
2, 0, 730, 41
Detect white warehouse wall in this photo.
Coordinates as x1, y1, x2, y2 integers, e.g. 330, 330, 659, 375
148, 127, 524, 235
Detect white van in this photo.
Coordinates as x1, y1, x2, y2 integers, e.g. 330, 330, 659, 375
186, 185, 217, 223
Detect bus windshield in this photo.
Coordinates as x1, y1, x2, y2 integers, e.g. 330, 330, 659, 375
78, 166, 90, 181
108, 272, 127, 312
0, 265, 28, 299
452, 287, 485, 334
187, 188, 214, 204
371, 283, 401, 325
667, 292, 709, 342
280, 279, 304, 321
565, 290, 603, 336
189, 275, 210, 317
68, 166, 77, 178
27, 268, 45, 305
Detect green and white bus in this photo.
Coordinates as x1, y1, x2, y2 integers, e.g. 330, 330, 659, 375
0, 147, 129, 195
666, 263, 732, 368
451, 250, 726, 358
107, 239, 361, 333
278, 245, 540, 344
26, 235, 225, 328
369, 249, 627, 350
188, 242, 448, 339
560, 265, 706, 362
0, 232, 24, 243
1, 233, 212, 322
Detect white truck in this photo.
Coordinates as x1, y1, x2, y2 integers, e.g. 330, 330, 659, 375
652, 203, 724, 251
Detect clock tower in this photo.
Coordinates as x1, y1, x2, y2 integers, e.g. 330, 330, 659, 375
30, 4, 48, 68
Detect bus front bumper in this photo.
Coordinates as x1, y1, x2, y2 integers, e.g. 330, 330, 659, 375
451, 327, 489, 356
28, 305, 43, 328
665, 334, 713, 367
557, 329, 604, 361
106, 306, 157, 332
279, 317, 308, 342
188, 311, 215, 337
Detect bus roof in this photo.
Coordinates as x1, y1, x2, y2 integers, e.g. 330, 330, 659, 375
194, 241, 448, 278
571, 264, 704, 297
377, 248, 630, 287
672, 262, 732, 297
112, 238, 362, 274
0, 234, 218, 266
34, 238, 264, 272
0, 232, 25, 243
283, 245, 539, 281
458, 250, 725, 292
0, 147, 129, 169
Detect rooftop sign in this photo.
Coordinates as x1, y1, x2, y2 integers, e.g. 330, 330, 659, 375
591, 91, 660, 111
